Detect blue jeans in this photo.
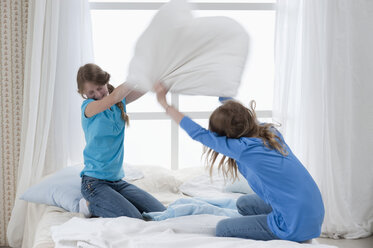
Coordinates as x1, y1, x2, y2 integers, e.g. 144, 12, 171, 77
81, 175, 166, 218
216, 194, 279, 240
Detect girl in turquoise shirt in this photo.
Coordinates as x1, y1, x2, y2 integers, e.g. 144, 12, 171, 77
76, 64, 165, 218
154, 82, 324, 242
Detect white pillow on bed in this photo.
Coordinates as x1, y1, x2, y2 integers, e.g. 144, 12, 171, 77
20, 164, 144, 213
126, 0, 249, 96
179, 171, 254, 199
223, 172, 254, 195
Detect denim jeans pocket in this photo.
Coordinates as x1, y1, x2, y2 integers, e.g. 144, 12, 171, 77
82, 176, 98, 197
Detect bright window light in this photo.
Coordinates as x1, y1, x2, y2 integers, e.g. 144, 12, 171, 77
124, 120, 171, 166
90, 0, 275, 3
90, 2, 276, 169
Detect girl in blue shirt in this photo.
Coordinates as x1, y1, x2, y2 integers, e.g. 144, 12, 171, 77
154, 82, 324, 242
76, 64, 165, 218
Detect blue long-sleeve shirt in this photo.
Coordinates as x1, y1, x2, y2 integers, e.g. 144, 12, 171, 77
80, 98, 127, 181
180, 116, 324, 241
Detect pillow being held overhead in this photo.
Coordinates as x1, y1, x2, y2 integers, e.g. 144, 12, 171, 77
126, 0, 249, 97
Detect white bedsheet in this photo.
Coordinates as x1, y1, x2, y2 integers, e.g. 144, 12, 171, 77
34, 166, 336, 248
31, 165, 200, 248
33, 206, 82, 248
51, 215, 336, 248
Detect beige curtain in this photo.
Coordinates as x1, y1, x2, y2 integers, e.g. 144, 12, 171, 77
0, 0, 29, 246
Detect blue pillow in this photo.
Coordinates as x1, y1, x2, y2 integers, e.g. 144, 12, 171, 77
20, 165, 83, 212
20, 164, 145, 212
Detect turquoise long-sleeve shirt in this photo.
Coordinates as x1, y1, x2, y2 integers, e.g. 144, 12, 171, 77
180, 116, 324, 241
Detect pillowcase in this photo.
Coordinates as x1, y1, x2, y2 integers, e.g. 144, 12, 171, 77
179, 169, 254, 198
130, 165, 182, 194
223, 172, 254, 195
20, 165, 83, 212
20, 164, 145, 212
126, 0, 249, 96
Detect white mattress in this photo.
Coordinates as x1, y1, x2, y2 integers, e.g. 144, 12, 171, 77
33, 206, 81, 248
32, 165, 203, 248
30, 166, 336, 248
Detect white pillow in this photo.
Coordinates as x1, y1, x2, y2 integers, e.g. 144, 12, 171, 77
130, 165, 182, 193
179, 169, 254, 198
223, 172, 254, 195
126, 0, 249, 96
180, 174, 242, 199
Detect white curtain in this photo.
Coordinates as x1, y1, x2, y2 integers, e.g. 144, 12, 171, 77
274, 0, 373, 239
7, 0, 93, 247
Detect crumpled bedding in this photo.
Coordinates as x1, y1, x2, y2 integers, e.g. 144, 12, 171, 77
142, 197, 240, 221
51, 214, 336, 248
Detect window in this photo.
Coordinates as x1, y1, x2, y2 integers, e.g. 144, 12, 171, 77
90, 0, 276, 169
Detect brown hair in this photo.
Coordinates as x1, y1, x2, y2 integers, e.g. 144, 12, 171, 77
204, 100, 287, 181
76, 63, 129, 125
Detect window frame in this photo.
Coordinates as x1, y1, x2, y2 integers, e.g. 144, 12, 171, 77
89, 1, 275, 169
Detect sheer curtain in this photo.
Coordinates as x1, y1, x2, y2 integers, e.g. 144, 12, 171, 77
274, 0, 373, 239
7, 0, 93, 247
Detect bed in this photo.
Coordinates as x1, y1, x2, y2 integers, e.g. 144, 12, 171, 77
25, 165, 335, 248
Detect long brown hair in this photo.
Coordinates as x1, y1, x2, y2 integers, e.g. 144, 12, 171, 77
204, 100, 287, 181
76, 63, 129, 125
